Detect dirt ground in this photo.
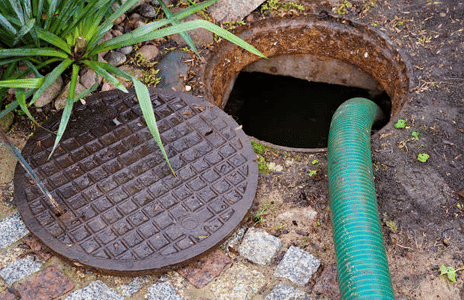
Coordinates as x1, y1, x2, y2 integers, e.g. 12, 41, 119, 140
1, 0, 464, 299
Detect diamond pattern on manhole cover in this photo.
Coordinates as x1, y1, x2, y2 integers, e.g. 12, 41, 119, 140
14, 88, 258, 275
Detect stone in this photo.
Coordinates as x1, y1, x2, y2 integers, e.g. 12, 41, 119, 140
104, 51, 127, 66
136, 44, 159, 61
239, 227, 282, 266
118, 64, 144, 79
208, 0, 266, 22
157, 50, 190, 92
274, 246, 321, 286
0, 258, 42, 285
65, 281, 123, 300
313, 264, 341, 300
118, 45, 133, 55
0, 212, 29, 250
54, 80, 87, 111
98, 31, 114, 57
208, 263, 266, 300
170, 13, 214, 47
111, 29, 123, 37
0, 111, 14, 132
34, 75, 63, 107
177, 249, 231, 288
265, 283, 309, 300
221, 227, 246, 253
80, 68, 102, 89
139, 3, 157, 18
276, 207, 317, 224
145, 281, 183, 300
15, 266, 74, 300
113, 13, 126, 26
0, 291, 16, 300
243, 55, 382, 91
127, 13, 144, 29
119, 277, 148, 297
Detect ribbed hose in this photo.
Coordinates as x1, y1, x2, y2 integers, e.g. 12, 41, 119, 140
327, 98, 394, 299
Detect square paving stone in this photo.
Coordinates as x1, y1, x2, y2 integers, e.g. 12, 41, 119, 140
273, 246, 320, 286
0, 212, 29, 250
15, 266, 74, 300
65, 281, 123, 300
265, 283, 310, 300
208, 263, 266, 300
178, 249, 231, 288
145, 281, 184, 300
239, 227, 282, 265
0, 258, 42, 285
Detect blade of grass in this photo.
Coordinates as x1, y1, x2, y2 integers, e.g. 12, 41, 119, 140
0, 13, 17, 35
29, 58, 73, 105
0, 78, 44, 88
0, 48, 68, 58
132, 77, 174, 175
82, 60, 128, 93
49, 64, 79, 158
35, 27, 72, 54
95, 20, 265, 58
13, 18, 35, 45
158, 0, 199, 56
16, 87, 41, 127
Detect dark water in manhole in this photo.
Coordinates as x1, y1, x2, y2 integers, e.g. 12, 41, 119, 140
225, 72, 391, 149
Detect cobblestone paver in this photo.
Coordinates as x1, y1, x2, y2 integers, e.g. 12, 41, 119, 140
274, 246, 321, 286
65, 281, 123, 300
0, 257, 42, 285
265, 283, 310, 300
145, 281, 184, 300
239, 227, 282, 266
0, 212, 28, 250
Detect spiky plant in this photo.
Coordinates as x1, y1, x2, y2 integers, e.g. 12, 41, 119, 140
0, 0, 264, 171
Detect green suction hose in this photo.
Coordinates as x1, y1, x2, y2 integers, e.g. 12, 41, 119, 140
327, 98, 394, 299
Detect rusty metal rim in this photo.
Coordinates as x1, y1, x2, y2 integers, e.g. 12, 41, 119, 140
201, 14, 413, 150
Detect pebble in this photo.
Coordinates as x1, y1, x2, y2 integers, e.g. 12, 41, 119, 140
274, 246, 321, 286
140, 3, 157, 18
208, 0, 266, 22
137, 44, 159, 61
118, 45, 133, 55
104, 51, 127, 66
34, 75, 63, 107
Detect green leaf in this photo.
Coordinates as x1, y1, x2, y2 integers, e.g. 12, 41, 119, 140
0, 13, 17, 35
35, 27, 72, 54
30, 58, 73, 105
394, 119, 406, 129
49, 64, 79, 158
13, 18, 35, 45
15, 87, 40, 127
132, 77, 174, 175
0, 48, 68, 58
0, 100, 18, 120
94, 20, 265, 58
0, 78, 44, 88
44, 0, 58, 30
158, 0, 198, 56
82, 60, 128, 93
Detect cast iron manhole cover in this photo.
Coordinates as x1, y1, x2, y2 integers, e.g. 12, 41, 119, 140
14, 88, 258, 275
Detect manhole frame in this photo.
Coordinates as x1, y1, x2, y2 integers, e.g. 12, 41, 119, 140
202, 14, 413, 138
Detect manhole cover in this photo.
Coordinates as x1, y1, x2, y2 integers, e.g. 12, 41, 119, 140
14, 88, 258, 275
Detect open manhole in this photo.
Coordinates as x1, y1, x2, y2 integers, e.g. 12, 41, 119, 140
14, 88, 258, 275
202, 15, 411, 151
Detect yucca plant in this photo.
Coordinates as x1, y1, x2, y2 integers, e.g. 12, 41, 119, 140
0, 0, 264, 171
